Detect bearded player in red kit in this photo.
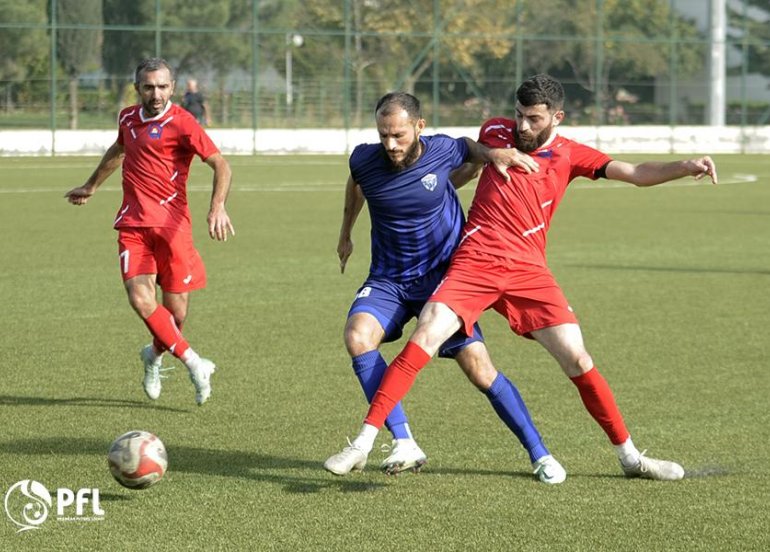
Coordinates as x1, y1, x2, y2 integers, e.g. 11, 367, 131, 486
326, 74, 718, 480
65, 58, 234, 406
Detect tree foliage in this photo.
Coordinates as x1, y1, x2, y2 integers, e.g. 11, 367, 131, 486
516, 0, 704, 122
728, 0, 770, 75
54, 0, 102, 78
53, 0, 102, 128
0, 0, 49, 112
0, 1, 49, 85
288, 0, 711, 124
2, 0, 766, 126
296, 0, 518, 125
102, 0, 156, 79
101, 0, 156, 110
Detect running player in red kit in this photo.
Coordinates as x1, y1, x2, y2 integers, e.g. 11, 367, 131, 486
326, 74, 717, 480
65, 58, 234, 406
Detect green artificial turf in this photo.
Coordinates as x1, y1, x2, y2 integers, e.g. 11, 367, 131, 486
0, 153, 767, 551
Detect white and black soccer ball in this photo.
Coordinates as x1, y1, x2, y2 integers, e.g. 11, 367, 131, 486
108, 430, 168, 489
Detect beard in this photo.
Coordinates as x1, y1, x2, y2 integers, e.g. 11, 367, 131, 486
385, 137, 422, 171
515, 121, 554, 153
142, 98, 168, 117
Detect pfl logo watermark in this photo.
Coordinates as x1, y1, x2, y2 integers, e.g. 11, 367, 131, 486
4, 480, 104, 533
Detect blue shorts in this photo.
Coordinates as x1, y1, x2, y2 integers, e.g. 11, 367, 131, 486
348, 265, 484, 359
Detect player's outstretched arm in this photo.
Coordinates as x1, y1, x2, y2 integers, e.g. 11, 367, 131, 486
462, 137, 539, 182
64, 141, 124, 205
205, 153, 235, 241
605, 156, 718, 187
338, 175, 365, 274
449, 162, 482, 189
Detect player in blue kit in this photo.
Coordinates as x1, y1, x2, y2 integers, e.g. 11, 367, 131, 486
325, 92, 565, 483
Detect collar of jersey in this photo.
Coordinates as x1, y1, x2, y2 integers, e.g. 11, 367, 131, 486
140, 101, 173, 123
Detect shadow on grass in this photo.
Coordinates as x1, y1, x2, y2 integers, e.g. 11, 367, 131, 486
424, 465, 534, 481
0, 437, 385, 495
425, 464, 729, 481
424, 466, 626, 481
0, 395, 188, 413
683, 466, 730, 478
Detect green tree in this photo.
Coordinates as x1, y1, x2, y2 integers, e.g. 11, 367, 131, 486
297, 0, 516, 127
53, 0, 102, 129
728, 0, 770, 75
161, 0, 258, 124
517, 0, 704, 123
0, 0, 49, 111
102, 0, 156, 110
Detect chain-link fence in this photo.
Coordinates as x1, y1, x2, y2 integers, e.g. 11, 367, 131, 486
1, 0, 768, 132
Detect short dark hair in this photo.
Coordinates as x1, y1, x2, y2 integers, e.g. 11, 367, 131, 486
516, 74, 564, 111
374, 92, 421, 121
134, 58, 174, 84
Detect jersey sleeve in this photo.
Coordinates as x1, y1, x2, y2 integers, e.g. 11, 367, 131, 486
568, 141, 613, 181
422, 134, 470, 168
453, 135, 470, 164
186, 124, 219, 160
116, 108, 129, 146
348, 144, 368, 182
175, 109, 218, 160
477, 117, 515, 149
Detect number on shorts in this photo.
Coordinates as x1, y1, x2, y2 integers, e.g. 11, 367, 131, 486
119, 249, 130, 274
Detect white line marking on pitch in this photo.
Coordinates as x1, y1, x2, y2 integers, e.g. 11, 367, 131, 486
0, 173, 759, 194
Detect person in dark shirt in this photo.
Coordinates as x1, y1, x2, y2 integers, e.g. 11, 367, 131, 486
182, 79, 211, 126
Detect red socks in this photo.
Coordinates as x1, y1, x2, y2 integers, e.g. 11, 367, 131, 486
570, 367, 630, 445
152, 320, 184, 354
365, 341, 431, 428
143, 306, 189, 359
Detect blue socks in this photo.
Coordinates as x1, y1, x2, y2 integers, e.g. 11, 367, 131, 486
485, 373, 549, 463
352, 350, 411, 440
353, 352, 548, 461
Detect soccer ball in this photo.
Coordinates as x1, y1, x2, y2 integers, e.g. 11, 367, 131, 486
108, 431, 168, 489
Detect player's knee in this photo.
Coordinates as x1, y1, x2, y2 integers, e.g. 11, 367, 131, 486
472, 365, 498, 390
574, 351, 594, 375
456, 345, 497, 390
409, 327, 442, 357
464, 366, 497, 391
127, 291, 156, 319
344, 324, 378, 357
168, 308, 187, 327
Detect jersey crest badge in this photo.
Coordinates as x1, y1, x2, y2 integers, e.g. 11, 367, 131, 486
147, 123, 163, 140
421, 174, 438, 191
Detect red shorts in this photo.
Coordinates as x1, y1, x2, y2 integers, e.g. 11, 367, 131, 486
117, 227, 207, 293
430, 250, 577, 338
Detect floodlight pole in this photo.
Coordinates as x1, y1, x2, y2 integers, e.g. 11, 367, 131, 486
50, 0, 57, 155
286, 33, 304, 108
708, 0, 726, 126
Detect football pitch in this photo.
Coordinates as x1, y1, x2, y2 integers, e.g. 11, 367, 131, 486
0, 153, 768, 550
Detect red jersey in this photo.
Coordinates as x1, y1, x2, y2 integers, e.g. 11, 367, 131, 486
114, 102, 219, 231
458, 117, 612, 267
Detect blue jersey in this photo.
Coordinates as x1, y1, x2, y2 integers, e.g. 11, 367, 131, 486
350, 134, 469, 282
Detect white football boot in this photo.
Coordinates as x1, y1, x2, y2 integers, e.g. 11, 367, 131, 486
379, 439, 428, 475
140, 345, 164, 400
532, 454, 567, 484
187, 357, 216, 405
622, 451, 685, 481
324, 440, 368, 475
